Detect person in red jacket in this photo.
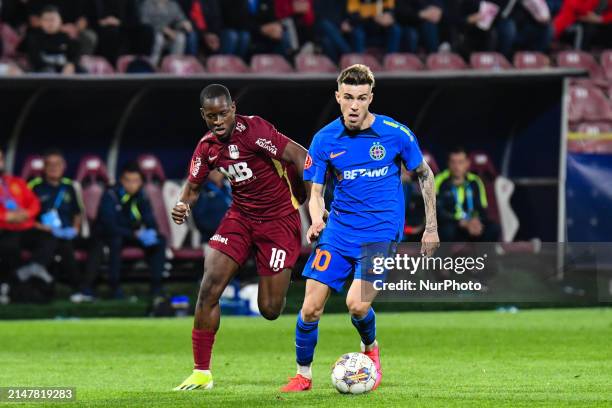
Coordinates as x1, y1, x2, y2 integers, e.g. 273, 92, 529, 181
553, 0, 612, 48
0, 148, 56, 289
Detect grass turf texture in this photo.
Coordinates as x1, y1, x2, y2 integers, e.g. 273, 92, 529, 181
0, 309, 610, 407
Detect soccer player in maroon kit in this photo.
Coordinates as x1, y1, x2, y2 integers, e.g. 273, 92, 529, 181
172, 84, 308, 390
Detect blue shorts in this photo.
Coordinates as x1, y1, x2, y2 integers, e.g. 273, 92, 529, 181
302, 238, 397, 292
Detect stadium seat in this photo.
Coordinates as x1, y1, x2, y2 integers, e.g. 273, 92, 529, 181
160, 55, 205, 75
295, 54, 337, 73
421, 150, 440, 174
383, 53, 423, 72
206, 55, 249, 74
601, 50, 612, 80
339, 53, 382, 72
251, 54, 293, 74
470, 52, 512, 70
75, 155, 109, 224
557, 50, 605, 80
80, 55, 115, 75
569, 122, 612, 153
20, 155, 44, 181
0, 23, 20, 58
116, 55, 156, 73
513, 51, 550, 70
568, 84, 612, 123
426, 52, 467, 71
137, 154, 171, 242
468, 151, 501, 226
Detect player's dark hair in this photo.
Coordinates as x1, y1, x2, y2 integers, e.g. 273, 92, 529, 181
200, 84, 232, 106
40, 5, 60, 15
448, 146, 468, 158
120, 161, 143, 179
42, 147, 64, 159
337, 64, 375, 88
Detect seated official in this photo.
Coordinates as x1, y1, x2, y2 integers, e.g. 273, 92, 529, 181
84, 162, 166, 298
28, 149, 86, 302
0, 148, 57, 289
192, 169, 232, 241
435, 148, 500, 242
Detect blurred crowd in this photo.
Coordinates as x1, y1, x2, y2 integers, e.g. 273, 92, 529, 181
0, 0, 610, 75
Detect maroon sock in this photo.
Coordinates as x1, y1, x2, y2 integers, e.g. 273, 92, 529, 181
192, 328, 215, 370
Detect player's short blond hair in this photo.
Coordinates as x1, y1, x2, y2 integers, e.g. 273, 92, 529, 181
337, 64, 375, 89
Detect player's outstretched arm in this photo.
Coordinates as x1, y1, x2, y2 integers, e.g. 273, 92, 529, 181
414, 160, 440, 255
171, 181, 201, 225
306, 183, 326, 244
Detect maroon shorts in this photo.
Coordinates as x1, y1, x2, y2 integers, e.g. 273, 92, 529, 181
208, 209, 302, 276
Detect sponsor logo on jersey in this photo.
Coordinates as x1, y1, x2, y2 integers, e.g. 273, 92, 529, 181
236, 122, 246, 132
219, 162, 254, 183
210, 234, 228, 245
304, 154, 313, 170
330, 151, 347, 159
343, 166, 389, 180
190, 157, 202, 178
229, 144, 240, 159
369, 142, 386, 161
255, 138, 278, 156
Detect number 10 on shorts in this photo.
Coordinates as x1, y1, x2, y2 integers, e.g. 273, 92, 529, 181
270, 248, 287, 271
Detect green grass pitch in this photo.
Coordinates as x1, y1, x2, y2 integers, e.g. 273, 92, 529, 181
1, 308, 611, 407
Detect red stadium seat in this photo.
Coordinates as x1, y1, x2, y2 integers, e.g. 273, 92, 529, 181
569, 123, 612, 153
421, 150, 440, 174
513, 51, 550, 69
468, 151, 500, 225
383, 53, 423, 72
575, 121, 612, 133
116, 55, 136, 73
0, 23, 21, 58
295, 54, 337, 73
75, 155, 109, 223
601, 50, 612, 80
557, 50, 605, 80
568, 84, 612, 123
470, 52, 512, 70
80, 55, 115, 75
251, 54, 293, 74
206, 55, 249, 74
137, 154, 171, 241
426, 52, 467, 71
160, 55, 205, 75
20, 155, 44, 181
339, 53, 382, 71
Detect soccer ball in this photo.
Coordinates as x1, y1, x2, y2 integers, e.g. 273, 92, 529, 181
331, 352, 378, 394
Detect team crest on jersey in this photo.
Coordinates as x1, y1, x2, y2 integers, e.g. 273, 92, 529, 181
304, 154, 313, 170
229, 145, 240, 159
235, 122, 246, 132
369, 142, 386, 161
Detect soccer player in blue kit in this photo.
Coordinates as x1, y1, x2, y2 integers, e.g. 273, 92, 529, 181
281, 64, 440, 392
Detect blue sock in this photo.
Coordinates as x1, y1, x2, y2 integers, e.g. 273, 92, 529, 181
295, 310, 319, 366
351, 308, 376, 346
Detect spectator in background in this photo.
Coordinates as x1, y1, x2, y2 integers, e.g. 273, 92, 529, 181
435, 147, 499, 242
553, 0, 612, 49
85, 0, 130, 64
314, 0, 353, 63
28, 149, 87, 302
28, 0, 97, 55
0, 148, 57, 293
26, 6, 82, 74
347, 0, 402, 54
177, 0, 221, 56
1, 0, 30, 29
84, 162, 166, 299
249, 0, 292, 57
217, 0, 251, 59
139, 0, 196, 65
495, 0, 552, 58
275, 0, 316, 55
395, 0, 443, 53
192, 169, 231, 241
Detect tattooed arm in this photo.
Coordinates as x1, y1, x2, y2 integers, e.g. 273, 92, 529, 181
414, 160, 440, 255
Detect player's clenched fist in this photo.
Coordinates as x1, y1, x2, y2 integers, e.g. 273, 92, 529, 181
171, 202, 190, 225
306, 220, 326, 244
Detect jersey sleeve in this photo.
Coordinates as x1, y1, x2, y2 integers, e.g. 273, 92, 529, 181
250, 117, 291, 160
304, 133, 327, 184
187, 140, 210, 185
399, 125, 424, 171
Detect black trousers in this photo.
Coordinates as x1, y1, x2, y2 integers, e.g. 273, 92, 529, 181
0, 229, 56, 282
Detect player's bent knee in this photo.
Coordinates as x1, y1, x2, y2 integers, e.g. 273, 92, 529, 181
346, 298, 370, 318
301, 303, 324, 322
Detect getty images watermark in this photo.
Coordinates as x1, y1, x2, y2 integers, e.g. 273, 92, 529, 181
370, 252, 488, 292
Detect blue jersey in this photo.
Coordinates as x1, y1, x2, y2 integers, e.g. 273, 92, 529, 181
304, 114, 423, 247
